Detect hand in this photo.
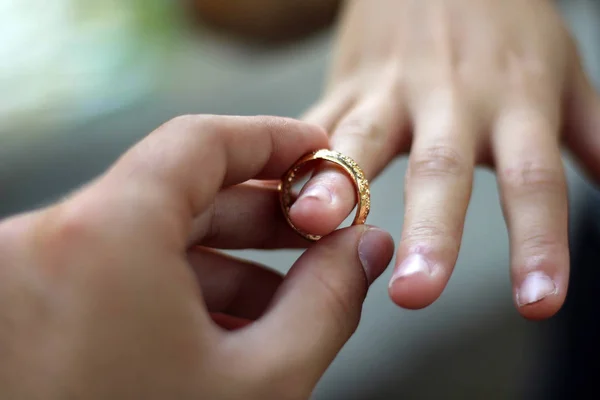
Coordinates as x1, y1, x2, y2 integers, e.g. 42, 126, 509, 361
292, 0, 600, 319
0, 115, 394, 399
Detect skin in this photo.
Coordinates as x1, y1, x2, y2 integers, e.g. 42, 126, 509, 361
0, 115, 394, 399
289, 0, 600, 320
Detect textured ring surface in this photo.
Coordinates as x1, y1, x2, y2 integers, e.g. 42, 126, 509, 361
278, 149, 370, 241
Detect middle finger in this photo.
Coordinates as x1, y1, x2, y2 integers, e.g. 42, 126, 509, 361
389, 91, 478, 309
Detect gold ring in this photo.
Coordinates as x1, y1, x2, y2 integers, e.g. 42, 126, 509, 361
278, 149, 370, 241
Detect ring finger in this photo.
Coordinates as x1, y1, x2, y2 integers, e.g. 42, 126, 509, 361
290, 88, 407, 236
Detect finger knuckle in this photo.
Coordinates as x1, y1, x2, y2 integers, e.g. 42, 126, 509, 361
508, 57, 551, 82
409, 145, 467, 179
167, 113, 195, 126
521, 232, 563, 255
423, 86, 464, 109
254, 115, 293, 131
157, 114, 219, 147
25, 203, 100, 275
47, 204, 98, 251
405, 219, 459, 250
254, 116, 287, 154
519, 232, 566, 266
162, 114, 225, 161
500, 162, 564, 194
504, 51, 558, 89
163, 114, 206, 132
336, 115, 386, 143
500, 107, 558, 136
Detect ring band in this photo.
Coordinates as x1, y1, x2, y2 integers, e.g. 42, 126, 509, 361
278, 149, 371, 241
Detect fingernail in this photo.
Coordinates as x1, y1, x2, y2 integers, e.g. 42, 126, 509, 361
298, 184, 332, 204
517, 271, 557, 306
389, 254, 432, 287
358, 228, 392, 285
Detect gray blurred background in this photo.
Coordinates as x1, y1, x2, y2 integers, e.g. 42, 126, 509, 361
1, 1, 599, 399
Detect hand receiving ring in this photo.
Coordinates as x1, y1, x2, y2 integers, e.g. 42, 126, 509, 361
279, 149, 370, 241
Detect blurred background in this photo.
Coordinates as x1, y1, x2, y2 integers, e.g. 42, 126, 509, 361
1, 0, 599, 399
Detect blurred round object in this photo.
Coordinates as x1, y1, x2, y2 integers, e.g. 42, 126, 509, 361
190, 0, 342, 43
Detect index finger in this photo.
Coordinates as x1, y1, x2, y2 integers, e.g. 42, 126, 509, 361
107, 115, 328, 225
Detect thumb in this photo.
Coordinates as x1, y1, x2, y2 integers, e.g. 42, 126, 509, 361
565, 58, 600, 181
244, 226, 394, 387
